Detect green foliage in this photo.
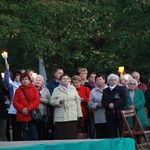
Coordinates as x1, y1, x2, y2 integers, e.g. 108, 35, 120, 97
0, 0, 149, 82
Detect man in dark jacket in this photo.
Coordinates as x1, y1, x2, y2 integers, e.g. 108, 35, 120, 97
47, 68, 64, 95
46, 68, 64, 139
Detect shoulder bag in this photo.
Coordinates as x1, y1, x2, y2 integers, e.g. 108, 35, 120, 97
84, 86, 93, 115
21, 89, 43, 123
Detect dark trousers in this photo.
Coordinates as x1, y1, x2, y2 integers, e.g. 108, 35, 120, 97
21, 121, 38, 141
84, 116, 90, 136
89, 114, 95, 139
6, 115, 11, 141
0, 118, 7, 141
106, 115, 123, 138
95, 123, 108, 139
37, 123, 49, 140
10, 114, 22, 141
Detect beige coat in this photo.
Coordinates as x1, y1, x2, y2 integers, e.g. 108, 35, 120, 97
50, 85, 82, 123
39, 87, 51, 116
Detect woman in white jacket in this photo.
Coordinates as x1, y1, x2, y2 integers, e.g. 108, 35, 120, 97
50, 74, 82, 139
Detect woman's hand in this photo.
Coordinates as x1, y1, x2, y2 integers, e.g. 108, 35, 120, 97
109, 103, 114, 109
129, 105, 135, 110
22, 107, 28, 115
60, 99, 65, 104
96, 102, 102, 108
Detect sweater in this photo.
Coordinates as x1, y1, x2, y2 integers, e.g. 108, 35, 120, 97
76, 85, 91, 117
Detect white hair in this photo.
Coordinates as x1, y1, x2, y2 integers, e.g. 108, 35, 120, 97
127, 78, 138, 86
107, 73, 119, 83
35, 74, 44, 84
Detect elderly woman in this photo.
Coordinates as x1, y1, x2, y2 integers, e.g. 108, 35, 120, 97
126, 78, 149, 127
88, 74, 108, 139
50, 74, 82, 139
34, 74, 51, 140
13, 72, 40, 141
101, 73, 127, 138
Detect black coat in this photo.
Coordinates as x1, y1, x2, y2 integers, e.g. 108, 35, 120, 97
0, 84, 9, 119
101, 85, 127, 118
145, 88, 150, 118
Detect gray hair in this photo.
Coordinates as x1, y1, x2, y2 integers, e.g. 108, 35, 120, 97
35, 74, 44, 84
131, 71, 140, 78
107, 73, 119, 83
127, 78, 138, 86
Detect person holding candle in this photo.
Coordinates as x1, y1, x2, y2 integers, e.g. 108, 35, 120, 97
3, 63, 22, 141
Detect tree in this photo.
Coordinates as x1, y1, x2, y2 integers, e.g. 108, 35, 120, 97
0, 0, 149, 82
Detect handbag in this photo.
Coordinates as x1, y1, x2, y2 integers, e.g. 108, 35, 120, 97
31, 109, 43, 123
86, 104, 93, 115
43, 106, 53, 129
21, 89, 43, 123
84, 86, 93, 115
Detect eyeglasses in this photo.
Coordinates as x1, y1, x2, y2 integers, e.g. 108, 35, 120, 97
129, 83, 136, 85
109, 79, 117, 82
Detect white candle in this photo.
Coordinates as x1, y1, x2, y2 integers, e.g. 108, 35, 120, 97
32, 73, 37, 78
1, 51, 8, 63
1, 51, 8, 59
1, 72, 4, 78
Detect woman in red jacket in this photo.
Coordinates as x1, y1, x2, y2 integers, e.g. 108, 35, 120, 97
72, 75, 90, 137
13, 72, 40, 141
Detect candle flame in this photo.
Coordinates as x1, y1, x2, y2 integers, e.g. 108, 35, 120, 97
1, 51, 8, 59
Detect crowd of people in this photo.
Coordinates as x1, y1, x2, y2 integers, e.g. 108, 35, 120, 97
0, 63, 150, 141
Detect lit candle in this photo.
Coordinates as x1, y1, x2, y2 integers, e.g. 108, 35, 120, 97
1, 51, 8, 63
124, 74, 131, 80
32, 73, 37, 79
1, 72, 4, 78
118, 66, 124, 74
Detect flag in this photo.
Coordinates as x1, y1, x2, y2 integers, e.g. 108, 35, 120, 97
39, 58, 47, 84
